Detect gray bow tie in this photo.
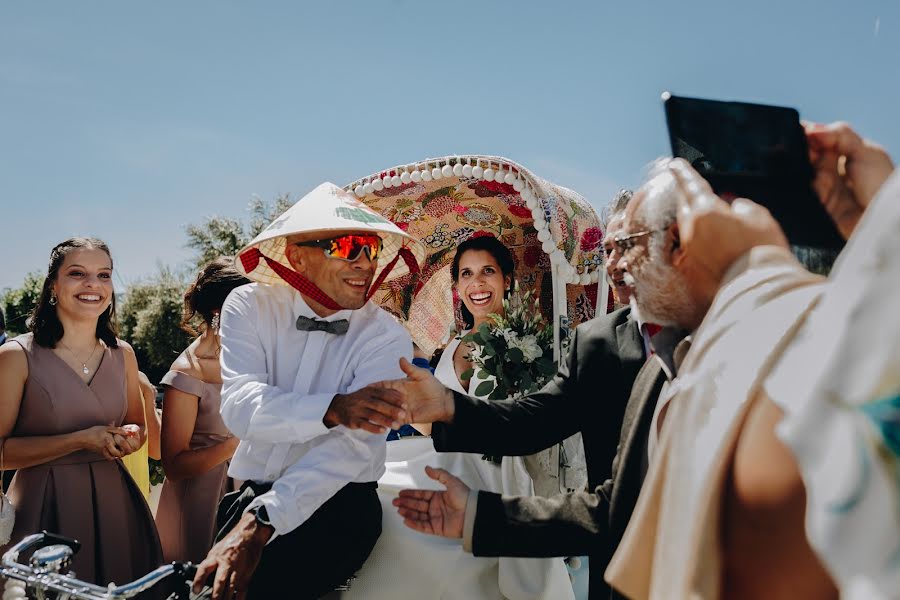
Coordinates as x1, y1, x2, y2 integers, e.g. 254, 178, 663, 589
296, 315, 349, 335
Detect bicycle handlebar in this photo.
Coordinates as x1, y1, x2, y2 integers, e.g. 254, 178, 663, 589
2, 532, 197, 599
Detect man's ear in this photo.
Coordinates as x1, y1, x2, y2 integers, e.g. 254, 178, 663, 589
285, 244, 308, 274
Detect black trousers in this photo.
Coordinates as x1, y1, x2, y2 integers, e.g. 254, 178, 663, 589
212, 480, 381, 600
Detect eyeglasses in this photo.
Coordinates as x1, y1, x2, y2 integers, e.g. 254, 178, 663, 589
296, 234, 383, 262
612, 228, 667, 252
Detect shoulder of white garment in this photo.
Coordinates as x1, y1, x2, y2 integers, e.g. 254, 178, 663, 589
354, 301, 412, 342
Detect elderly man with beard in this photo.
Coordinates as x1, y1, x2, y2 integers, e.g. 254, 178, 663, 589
384, 179, 715, 599
606, 124, 896, 600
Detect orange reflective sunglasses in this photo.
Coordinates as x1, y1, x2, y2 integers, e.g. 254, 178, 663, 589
296, 234, 383, 262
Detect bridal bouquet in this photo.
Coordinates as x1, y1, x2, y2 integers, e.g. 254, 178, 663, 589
461, 287, 556, 400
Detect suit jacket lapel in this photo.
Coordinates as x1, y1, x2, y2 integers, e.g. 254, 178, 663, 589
617, 359, 665, 472
616, 317, 645, 368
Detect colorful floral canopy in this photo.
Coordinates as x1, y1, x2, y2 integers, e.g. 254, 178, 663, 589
344, 155, 606, 357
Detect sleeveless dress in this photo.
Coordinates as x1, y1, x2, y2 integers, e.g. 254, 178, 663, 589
341, 335, 574, 600
154, 371, 233, 564
2, 334, 164, 587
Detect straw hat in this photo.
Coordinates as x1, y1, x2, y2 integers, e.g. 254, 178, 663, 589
236, 182, 425, 289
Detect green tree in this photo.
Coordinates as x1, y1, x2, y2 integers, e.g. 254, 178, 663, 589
185, 194, 293, 268
118, 267, 192, 384
2, 271, 43, 335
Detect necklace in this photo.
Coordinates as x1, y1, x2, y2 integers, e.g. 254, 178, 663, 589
59, 339, 100, 375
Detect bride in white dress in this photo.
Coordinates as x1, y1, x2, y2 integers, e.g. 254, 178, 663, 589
340, 235, 574, 600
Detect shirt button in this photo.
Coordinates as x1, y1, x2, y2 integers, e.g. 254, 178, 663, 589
266, 473, 276, 480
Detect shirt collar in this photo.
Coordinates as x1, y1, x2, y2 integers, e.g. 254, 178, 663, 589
292, 289, 354, 323
650, 327, 691, 381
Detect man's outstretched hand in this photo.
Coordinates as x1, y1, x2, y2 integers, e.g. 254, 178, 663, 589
324, 385, 408, 434
393, 466, 470, 538
376, 358, 456, 425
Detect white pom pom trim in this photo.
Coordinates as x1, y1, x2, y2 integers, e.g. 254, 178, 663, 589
345, 158, 609, 277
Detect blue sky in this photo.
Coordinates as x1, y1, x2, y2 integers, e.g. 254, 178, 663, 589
2, 1, 898, 292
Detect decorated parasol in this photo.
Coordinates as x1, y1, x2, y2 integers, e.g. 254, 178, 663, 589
344, 155, 609, 360
344, 156, 610, 495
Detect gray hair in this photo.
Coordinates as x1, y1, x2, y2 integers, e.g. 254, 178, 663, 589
633, 159, 679, 235
601, 189, 634, 228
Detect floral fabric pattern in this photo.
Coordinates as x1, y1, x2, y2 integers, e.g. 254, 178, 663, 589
344, 156, 604, 357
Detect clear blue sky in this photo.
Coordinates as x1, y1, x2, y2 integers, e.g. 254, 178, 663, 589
2, 1, 898, 292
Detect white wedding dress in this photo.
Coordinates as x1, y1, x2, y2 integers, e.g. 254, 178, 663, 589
339, 335, 574, 600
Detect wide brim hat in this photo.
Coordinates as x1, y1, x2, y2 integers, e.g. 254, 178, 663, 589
344, 156, 606, 356
236, 182, 425, 286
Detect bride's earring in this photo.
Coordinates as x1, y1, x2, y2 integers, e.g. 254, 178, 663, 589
49, 293, 57, 306
210, 312, 220, 332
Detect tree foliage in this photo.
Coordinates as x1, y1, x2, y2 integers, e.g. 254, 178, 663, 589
118, 267, 192, 384
2, 271, 43, 335
185, 194, 293, 268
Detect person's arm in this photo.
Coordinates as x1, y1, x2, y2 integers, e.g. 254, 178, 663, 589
0, 342, 129, 467
114, 342, 147, 455
245, 329, 412, 537
138, 371, 161, 460
471, 481, 614, 558
394, 464, 614, 558
161, 383, 239, 481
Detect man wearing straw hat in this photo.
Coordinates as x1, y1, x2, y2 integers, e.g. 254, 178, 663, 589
192, 183, 423, 600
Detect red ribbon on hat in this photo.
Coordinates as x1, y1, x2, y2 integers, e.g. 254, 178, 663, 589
239, 244, 420, 310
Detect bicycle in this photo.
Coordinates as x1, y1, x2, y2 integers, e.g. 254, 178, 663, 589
1, 531, 197, 599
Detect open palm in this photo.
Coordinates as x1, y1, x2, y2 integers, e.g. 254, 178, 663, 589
393, 466, 470, 539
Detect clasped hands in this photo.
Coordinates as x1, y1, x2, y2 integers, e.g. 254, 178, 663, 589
82, 423, 142, 460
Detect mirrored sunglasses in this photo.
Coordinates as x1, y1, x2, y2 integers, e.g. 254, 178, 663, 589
297, 234, 383, 262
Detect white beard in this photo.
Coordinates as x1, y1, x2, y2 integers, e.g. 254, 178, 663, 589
626, 242, 695, 328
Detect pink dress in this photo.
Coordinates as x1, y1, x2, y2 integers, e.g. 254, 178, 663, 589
2, 334, 164, 586
154, 371, 233, 564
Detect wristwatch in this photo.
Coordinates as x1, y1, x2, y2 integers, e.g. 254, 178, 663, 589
248, 505, 272, 528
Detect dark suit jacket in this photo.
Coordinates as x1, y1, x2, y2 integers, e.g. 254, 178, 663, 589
432, 306, 664, 599
432, 306, 644, 489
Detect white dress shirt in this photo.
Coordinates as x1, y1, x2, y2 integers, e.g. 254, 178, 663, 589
219, 282, 412, 537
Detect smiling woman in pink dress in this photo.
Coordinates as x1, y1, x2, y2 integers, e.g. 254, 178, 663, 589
0, 237, 163, 587
154, 257, 248, 564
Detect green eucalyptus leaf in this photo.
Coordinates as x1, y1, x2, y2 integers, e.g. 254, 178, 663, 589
506, 347, 524, 363
474, 380, 496, 397
460, 368, 474, 381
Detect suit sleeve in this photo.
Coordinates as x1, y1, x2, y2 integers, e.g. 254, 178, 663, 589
431, 325, 586, 456
470, 479, 614, 557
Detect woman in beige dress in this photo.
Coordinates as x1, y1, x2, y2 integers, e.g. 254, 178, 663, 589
0, 237, 163, 586
154, 257, 248, 564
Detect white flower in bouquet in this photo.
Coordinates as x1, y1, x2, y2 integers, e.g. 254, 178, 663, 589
511, 334, 543, 363
500, 328, 519, 344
